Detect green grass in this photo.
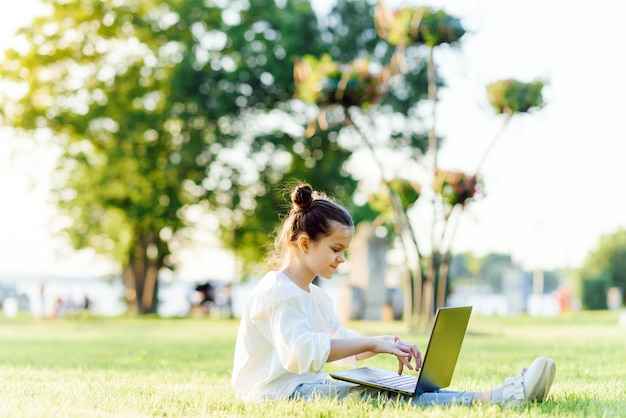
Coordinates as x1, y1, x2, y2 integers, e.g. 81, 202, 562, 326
1, 311, 625, 417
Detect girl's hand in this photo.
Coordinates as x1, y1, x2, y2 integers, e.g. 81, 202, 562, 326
393, 336, 422, 375
369, 336, 422, 374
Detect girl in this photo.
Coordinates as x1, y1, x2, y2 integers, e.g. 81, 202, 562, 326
231, 183, 556, 406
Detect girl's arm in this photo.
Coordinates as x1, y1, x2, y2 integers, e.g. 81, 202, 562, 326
328, 336, 422, 374
354, 335, 395, 360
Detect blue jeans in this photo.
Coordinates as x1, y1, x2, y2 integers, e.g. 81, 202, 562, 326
290, 380, 475, 406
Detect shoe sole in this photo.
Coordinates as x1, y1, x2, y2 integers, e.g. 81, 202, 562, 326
536, 358, 556, 402
524, 356, 548, 401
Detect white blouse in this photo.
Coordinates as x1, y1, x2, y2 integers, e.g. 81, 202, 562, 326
231, 271, 359, 401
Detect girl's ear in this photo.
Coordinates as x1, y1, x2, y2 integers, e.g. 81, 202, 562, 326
297, 234, 310, 254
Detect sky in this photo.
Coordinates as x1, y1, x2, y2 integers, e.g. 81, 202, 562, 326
1, 0, 626, 280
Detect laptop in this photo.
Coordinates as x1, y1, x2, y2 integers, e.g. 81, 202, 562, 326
329, 306, 472, 396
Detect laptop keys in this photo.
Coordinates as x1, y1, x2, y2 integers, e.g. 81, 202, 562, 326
375, 374, 418, 391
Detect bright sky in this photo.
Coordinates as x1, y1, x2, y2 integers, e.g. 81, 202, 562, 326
427, 0, 626, 271
1, 0, 625, 279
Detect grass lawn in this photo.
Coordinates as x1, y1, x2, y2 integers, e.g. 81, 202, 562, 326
1, 310, 625, 417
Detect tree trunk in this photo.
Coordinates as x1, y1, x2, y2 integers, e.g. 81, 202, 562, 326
422, 267, 435, 324
436, 251, 451, 309
401, 268, 413, 329
423, 46, 438, 326
123, 231, 162, 314
122, 264, 138, 314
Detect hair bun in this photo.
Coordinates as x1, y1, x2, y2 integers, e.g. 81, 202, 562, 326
292, 184, 315, 212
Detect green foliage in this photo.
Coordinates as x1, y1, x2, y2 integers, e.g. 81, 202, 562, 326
376, 5, 465, 47
303, 0, 432, 140
216, 127, 360, 275
448, 252, 479, 281
227, 1, 432, 272
448, 252, 563, 295
368, 178, 420, 227
582, 228, 626, 305
486, 78, 545, 115
478, 253, 512, 292
582, 274, 609, 310
322, 0, 385, 62
2, 0, 237, 310
0, 0, 435, 305
433, 169, 480, 207
542, 270, 562, 294
413, 9, 466, 47
0, 0, 330, 307
294, 54, 387, 108
449, 252, 498, 292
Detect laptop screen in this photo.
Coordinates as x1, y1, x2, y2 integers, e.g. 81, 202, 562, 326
415, 306, 472, 394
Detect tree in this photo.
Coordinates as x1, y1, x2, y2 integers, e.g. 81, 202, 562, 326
478, 253, 513, 292
448, 252, 480, 283
581, 229, 626, 306
581, 274, 609, 310
289, 0, 548, 329
368, 1, 546, 328
222, 0, 432, 275
0, 0, 326, 313
212, 127, 362, 277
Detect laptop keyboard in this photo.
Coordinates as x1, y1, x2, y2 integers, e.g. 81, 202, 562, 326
374, 374, 418, 392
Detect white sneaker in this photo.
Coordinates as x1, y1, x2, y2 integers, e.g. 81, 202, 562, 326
536, 358, 556, 402
501, 356, 550, 406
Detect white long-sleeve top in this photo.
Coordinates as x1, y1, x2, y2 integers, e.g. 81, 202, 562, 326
231, 270, 359, 401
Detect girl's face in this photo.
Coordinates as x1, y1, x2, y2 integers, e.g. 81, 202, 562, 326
305, 223, 354, 279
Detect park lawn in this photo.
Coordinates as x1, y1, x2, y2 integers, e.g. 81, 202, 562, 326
0, 310, 625, 417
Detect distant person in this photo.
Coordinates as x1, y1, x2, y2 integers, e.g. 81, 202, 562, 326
216, 283, 233, 318
81, 295, 91, 316
195, 282, 216, 314
34, 282, 46, 320
231, 183, 556, 406
51, 296, 64, 319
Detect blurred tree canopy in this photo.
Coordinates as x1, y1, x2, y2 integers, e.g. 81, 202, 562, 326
448, 252, 560, 295
0, 0, 431, 313
581, 229, 626, 305
0, 0, 327, 313
227, 0, 431, 275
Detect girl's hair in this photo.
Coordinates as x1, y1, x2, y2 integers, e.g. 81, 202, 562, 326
268, 183, 354, 269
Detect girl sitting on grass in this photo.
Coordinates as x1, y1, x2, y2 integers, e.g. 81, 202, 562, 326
231, 183, 556, 406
